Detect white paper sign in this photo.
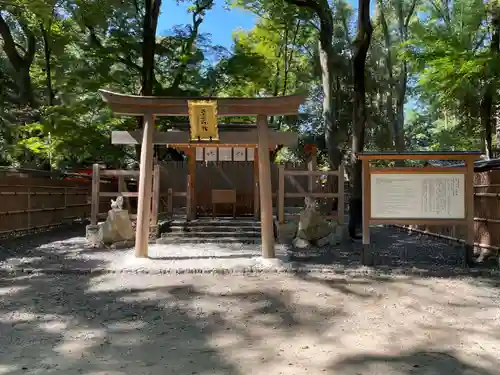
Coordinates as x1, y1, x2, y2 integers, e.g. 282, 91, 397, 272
204, 147, 217, 161
195, 147, 204, 161
233, 147, 246, 161
246, 148, 255, 161
370, 173, 465, 219
218, 147, 232, 161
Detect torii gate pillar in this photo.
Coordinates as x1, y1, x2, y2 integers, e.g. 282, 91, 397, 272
135, 113, 155, 258
257, 115, 275, 258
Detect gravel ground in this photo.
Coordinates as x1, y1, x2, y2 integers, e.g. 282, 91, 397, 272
0, 224, 498, 276
0, 272, 499, 375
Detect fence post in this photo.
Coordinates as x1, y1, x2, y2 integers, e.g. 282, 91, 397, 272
186, 174, 192, 220
27, 186, 31, 229
253, 148, 259, 218
278, 164, 285, 224
118, 175, 130, 211
151, 164, 160, 225
338, 164, 345, 225
91, 163, 100, 225
308, 150, 317, 193
167, 188, 173, 217
64, 187, 68, 223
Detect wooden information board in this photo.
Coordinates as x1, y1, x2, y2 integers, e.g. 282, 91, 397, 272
358, 151, 481, 267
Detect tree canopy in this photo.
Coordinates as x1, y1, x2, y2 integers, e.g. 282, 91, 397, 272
1, 0, 497, 172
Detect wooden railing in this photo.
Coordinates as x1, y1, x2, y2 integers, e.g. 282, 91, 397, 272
90, 164, 162, 225
277, 165, 345, 224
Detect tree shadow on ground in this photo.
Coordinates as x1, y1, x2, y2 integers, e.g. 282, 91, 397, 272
293, 273, 394, 299
1, 269, 499, 375
165, 284, 345, 335
294, 226, 499, 275
0, 224, 86, 262
0, 273, 243, 375
0, 271, 352, 375
330, 350, 498, 375
294, 270, 500, 307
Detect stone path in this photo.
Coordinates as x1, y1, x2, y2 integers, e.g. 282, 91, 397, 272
0, 224, 498, 276
0, 272, 499, 375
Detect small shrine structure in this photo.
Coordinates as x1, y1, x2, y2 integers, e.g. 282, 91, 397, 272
99, 90, 305, 259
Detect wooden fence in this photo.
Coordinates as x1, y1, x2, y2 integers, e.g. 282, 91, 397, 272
7, 163, 499, 250
0, 162, 346, 235
0, 171, 92, 235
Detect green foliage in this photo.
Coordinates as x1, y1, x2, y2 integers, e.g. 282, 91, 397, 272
1, 0, 498, 173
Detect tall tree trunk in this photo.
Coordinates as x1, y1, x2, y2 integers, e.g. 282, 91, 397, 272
378, 0, 400, 152
284, 0, 342, 169
40, 21, 55, 170
482, 0, 500, 159
136, 0, 161, 158
491, 1, 500, 156
0, 14, 37, 108
282, 20, 301, 97
378, 0, 417, 155
496, 104, 500, 154
319, 37, 342, 168
481, 91, 493, 158
40, 23, 54, 107
141, 0, 161, 96
395, 61, 407, 150
394, 0, 417, 150
348, 0, 373, 238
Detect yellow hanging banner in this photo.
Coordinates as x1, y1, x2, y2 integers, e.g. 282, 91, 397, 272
188, 100, 219, 141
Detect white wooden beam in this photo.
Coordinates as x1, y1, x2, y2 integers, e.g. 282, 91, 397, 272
111, 130, 299, 147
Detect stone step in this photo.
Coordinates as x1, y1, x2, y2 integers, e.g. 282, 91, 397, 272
167, 225, 261, 234
156, 236, 261, 245
162, 230, 260, 238
170, 219, 261, 228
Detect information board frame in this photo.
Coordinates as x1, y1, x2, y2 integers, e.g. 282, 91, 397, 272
358, 151, 481, 267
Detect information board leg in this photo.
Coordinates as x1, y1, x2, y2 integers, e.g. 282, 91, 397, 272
361, 159, 370, 245
362, 244, 373, 266
361, 159, 372, 266
464, 158, 475, 268
464, 245, 475, 268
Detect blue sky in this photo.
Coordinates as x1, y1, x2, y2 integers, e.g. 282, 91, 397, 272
157, 0, 366, 48
157, 1, 416, 111
157, 0, 257, 48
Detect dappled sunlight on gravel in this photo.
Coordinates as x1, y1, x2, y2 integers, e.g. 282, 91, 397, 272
0, 272, 499, 375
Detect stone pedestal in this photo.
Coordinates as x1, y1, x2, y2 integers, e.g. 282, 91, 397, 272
86, 224, 101, 248
85, 196, 135, 247
100, 209, 135, 245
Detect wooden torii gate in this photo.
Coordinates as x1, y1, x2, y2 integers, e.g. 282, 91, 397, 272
99, 89, 305, 259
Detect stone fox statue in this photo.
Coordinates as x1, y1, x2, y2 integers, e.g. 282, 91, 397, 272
111, 196, 124, 210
